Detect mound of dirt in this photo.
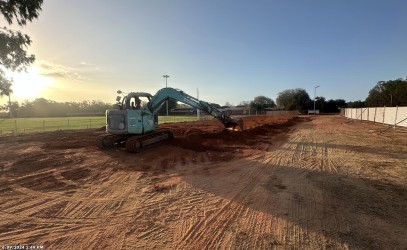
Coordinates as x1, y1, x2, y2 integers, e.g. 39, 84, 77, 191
160, 116, 300, 152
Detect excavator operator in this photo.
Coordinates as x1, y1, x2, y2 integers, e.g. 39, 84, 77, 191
130, 98, 142, 109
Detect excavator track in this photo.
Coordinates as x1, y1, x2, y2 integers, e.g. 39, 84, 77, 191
96, 134, 129, 149
126, 130, 173, 153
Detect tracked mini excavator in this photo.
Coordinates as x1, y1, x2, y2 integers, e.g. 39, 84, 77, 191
97, 87, 243, 152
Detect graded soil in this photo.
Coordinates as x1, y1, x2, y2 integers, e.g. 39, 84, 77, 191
0, 115, 406, 249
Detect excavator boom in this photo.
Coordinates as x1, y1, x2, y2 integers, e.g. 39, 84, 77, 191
147, 87, 243, 130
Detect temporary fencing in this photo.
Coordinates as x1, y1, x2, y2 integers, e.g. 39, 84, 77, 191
0, 111, 296, 136
0, 115, 213, 135
0, 117, 105, 135
343, 106, 407, 128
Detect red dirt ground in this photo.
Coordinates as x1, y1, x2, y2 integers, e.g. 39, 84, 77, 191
0, 115, 406, 249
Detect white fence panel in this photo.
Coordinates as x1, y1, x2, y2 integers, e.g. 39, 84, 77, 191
361, 108, 369, 120
384, 107, 396, 125
368, 108, 376, 122
357, 108, 361, 119
376, 107, 385, 124
396, 107, 407, 127
351, 109, 358, 119
343, 106, 407, 128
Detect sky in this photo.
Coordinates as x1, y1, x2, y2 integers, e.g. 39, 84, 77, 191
2, 0, 407, 106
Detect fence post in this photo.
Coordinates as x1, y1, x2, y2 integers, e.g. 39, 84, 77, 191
14, 119, 17, 134
367, 108, 369, 122
394, 106, 399, 128
89, 119, 92, 129
382, 106, 386, 125
68, 119, 70, 128
374, 107, 377, 123
43, 120, 45, 132
360, 108, 363, 122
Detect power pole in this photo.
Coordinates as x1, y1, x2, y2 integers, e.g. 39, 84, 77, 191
163, 74, 170, 116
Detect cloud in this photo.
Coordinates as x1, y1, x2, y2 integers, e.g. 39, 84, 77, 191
36, 60, 99, 80
79, 61, 100, 71
40, 72, 65, 78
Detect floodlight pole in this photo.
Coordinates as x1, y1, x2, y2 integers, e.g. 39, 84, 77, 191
8, 94, 11, 118
163, 74, 170, 116
314, 85, 320, 115
389, 94, 393, 107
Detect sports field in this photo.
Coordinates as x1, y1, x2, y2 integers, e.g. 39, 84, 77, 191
0, 116, 207, 134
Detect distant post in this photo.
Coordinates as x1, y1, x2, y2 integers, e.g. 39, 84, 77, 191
314, 85, 320, 115
8, 94, 11, 118
197, 88, 200, 119
163, 74, 170, 116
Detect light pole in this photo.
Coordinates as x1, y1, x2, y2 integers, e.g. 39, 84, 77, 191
388, 94, 393, 107
8, 94, 11, 118
314, 85, 320, 115
163, 74, 170, 116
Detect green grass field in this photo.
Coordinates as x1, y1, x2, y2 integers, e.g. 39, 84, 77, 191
0, 116, 207, 135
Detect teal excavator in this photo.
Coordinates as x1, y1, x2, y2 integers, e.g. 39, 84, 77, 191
97, 87, 243, 152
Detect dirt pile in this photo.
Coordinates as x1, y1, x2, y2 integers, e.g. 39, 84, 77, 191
161, 116, 300, 152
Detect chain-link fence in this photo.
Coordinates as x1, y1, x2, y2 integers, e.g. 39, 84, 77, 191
0, 117, 105, 135
0, 111, 294, 136
0, 115, 214, 135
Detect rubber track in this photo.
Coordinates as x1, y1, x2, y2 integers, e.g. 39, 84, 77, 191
126, 131, 173, 153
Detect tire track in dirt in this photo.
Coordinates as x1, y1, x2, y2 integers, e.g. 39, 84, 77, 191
258, 122, 350, 248
173, 156, 269, 248
0, 156, 174, 248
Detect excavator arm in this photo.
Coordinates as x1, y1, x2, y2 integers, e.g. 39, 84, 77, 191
147, 87, 243, 130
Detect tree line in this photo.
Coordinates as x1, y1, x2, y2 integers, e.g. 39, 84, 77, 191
1, 98, 114, 118
332, 77, 407, 108
2, 77, 405, 118
235, 90, 346, 113
239, 76, 407, 112
364, 78, 407, 107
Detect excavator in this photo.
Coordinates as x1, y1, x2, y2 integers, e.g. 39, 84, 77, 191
97, 87, 243, 152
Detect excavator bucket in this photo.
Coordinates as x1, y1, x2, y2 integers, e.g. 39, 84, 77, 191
224, 118, 244, 131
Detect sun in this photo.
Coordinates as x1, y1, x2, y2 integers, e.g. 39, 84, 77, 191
6, 66, 53, 100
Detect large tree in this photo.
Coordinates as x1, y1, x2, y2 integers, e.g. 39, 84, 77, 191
365, 78, 407, 107
0, 69, 12, 96
157, 99, 178, 115
276, 88, 311, 111
347, 100, 365, 108
250, 95, 276, 111
0, 0, 43, 98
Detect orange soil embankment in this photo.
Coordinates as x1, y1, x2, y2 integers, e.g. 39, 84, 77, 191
160, 115, 298, 152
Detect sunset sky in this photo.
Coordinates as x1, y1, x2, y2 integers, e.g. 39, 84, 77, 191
2, 0, 407, 106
